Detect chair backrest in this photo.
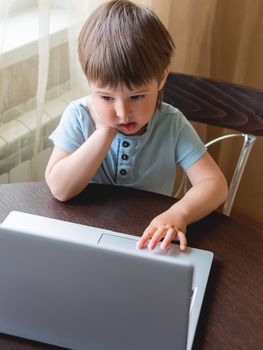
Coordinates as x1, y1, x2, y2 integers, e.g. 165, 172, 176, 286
163, 72, 263, 215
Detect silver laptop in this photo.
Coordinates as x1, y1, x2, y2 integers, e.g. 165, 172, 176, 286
0, 211, 213, 350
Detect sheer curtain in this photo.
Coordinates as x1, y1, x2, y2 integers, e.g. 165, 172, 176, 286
0, 0, 177, 186
0, 0, 152, 184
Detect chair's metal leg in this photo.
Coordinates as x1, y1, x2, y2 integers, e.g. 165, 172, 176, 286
222, 134, 257, 216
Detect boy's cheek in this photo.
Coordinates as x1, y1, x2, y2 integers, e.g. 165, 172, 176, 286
101, 109, 116, 124
94, 103, 113, 120
98, 109, 117, 127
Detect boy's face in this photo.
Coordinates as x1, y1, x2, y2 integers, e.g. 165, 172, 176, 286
89, 75, 167, 136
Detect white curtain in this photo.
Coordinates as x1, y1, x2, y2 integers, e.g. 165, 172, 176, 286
0, 0, 153, 183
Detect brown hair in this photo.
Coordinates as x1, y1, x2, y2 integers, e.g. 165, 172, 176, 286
78, 0, 175, 91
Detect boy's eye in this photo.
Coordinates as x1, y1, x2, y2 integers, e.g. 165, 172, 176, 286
130, 95, 145, 101
100, 96, 114, 102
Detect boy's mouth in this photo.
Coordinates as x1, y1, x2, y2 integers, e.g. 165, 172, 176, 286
119, 122, 137, 131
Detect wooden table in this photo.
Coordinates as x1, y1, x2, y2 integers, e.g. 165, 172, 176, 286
0, 182, 262, 350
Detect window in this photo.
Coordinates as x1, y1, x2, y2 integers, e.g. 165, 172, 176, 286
1, 0, 69, 68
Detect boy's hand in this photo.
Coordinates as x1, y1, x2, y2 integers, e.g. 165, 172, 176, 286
136, 210, 187, 251
87, 96, 117, 133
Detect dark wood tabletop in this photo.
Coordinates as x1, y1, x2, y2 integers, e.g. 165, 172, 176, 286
0, 182, 262, 350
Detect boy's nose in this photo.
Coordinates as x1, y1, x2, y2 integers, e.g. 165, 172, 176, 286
116, 102, 131, 122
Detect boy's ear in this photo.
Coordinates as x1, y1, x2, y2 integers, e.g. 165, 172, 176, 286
158, 68, 170, 90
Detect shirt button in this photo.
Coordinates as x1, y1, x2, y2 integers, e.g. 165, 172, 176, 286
122, 141, 130, 148
121, 154, 129, 160
120, 169, 127, 176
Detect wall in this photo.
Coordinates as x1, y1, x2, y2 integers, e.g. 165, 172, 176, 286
167, 0, 263, 227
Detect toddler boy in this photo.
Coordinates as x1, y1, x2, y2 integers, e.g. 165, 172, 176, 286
45, 0, 228, 251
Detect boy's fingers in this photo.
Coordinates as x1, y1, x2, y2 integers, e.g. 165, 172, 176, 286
138, 225, 187, 251
148, 227, 167, 250
160, 227, 177, 250
177, 230, 187, 251
137, 226, 156, 248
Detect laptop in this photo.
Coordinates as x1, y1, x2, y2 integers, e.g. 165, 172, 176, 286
0, 211, 213, 350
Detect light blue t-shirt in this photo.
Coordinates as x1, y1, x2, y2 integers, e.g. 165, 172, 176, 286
49, 97, 207, 196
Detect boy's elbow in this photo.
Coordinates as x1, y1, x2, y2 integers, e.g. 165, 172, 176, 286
50, 189, 70, 202
50, 187, 75, 202
49, 182, 74, 202
45, 174, 71, 202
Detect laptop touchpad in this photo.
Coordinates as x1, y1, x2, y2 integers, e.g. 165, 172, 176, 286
98, 234, 138, 250
98, 234, 169, 256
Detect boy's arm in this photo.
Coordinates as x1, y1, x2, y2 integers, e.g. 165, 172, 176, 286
45, 127, 116, 201
137, 152, 228, 251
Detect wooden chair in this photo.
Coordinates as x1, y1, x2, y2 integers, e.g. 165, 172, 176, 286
163, 72, 263, 216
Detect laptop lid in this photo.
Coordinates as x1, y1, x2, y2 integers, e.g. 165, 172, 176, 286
0, 219, 193, 350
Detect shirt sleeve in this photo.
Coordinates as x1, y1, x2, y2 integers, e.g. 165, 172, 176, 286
175, 113, 207, 170
49, 100, 94, 153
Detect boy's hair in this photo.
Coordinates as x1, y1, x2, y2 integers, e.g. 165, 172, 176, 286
78, 0, 175, 90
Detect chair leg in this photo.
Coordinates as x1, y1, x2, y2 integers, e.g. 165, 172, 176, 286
222, 134, 257, 216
